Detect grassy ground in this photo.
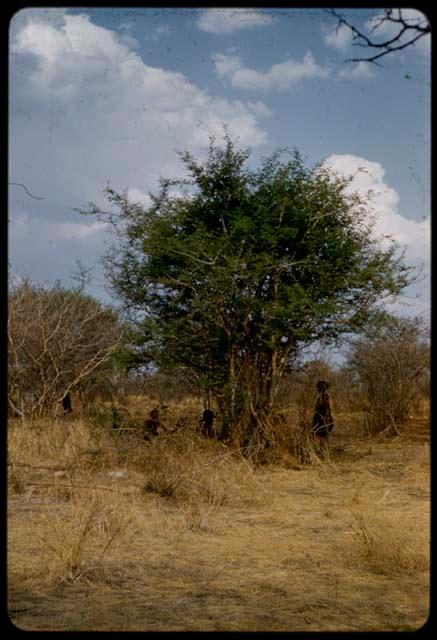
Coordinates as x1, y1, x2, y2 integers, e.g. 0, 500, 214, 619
7, 399, 430, 632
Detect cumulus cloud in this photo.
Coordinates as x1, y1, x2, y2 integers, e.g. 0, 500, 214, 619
212, 51, 329, 91
197, 8, 273, 34
246, 100, 273, 118
323, 154, 429, 256
212, 53, 241, 77
338, 61, 376, 80
322, 22, 353, 50
9, 11, 269, 292
323, 154, 430, 314
119, 32, 140, 49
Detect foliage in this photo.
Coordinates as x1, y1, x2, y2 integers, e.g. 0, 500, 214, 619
82, 131, 414, 456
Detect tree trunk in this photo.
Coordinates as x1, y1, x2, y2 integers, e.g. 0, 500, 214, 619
218, 343, 292, 461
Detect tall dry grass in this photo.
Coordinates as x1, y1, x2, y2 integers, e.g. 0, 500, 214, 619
8, 394, 430, 632
350, 511, 430, 577
33, 491, 130, 583
8, 397, 269, 560
8, 413, 255, 592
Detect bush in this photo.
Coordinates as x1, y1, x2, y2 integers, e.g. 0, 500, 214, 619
8, 278, 123, 418
347, 314, 429, 436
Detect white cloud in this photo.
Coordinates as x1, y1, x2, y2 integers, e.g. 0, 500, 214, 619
127, 188, 152, 207
9, 10, 269, 295
323, 23, 353, 50
323, 154, 430, 315
11, 13, 267, 149
246, 100, 273, 118
197, 9, 273, 34
51, 221, 109, 239
145, 24, 171, 41
323, 154, 429, 255
12, 213, 108, 240
212, 50, 329, 91
10, 7, 68, 39
338, 61, 376, 80
212, 53, 242, 77
119, 33, 140, 49
11, 15, 267, 206
9, 211, 113, 292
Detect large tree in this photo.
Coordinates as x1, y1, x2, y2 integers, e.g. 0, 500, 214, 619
83, 132, 414, 456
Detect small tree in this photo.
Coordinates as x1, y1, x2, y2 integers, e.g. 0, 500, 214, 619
347, 313, 430, 436
8, 279, 123, 418
82, 132, 414, 458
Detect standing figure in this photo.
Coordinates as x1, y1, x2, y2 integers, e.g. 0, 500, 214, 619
143, 408, 162, 440
311, 380, 334, 443
61, 392, 72, 414
199, 409, 215, 438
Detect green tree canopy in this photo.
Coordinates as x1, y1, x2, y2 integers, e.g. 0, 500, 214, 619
82, 132, 414, 455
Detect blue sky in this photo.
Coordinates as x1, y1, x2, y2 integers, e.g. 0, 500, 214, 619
9, 7, 430, 322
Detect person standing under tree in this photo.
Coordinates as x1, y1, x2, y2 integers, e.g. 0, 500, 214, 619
311, 380, 334, 445
143, 408, 162, 440
199, 409, 215, 438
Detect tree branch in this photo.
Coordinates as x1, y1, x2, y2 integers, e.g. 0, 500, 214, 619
326, 8, 430, 65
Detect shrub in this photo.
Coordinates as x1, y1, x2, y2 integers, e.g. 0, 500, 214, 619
8, 278, 123, 418
347, 314, 429, 436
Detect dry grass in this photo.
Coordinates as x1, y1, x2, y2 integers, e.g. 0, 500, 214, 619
350, 511, 429, 577
8, 401, 430, 632
28, 490, 133, 584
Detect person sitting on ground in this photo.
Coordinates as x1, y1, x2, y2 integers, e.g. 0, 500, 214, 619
311, 380, 334, 444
